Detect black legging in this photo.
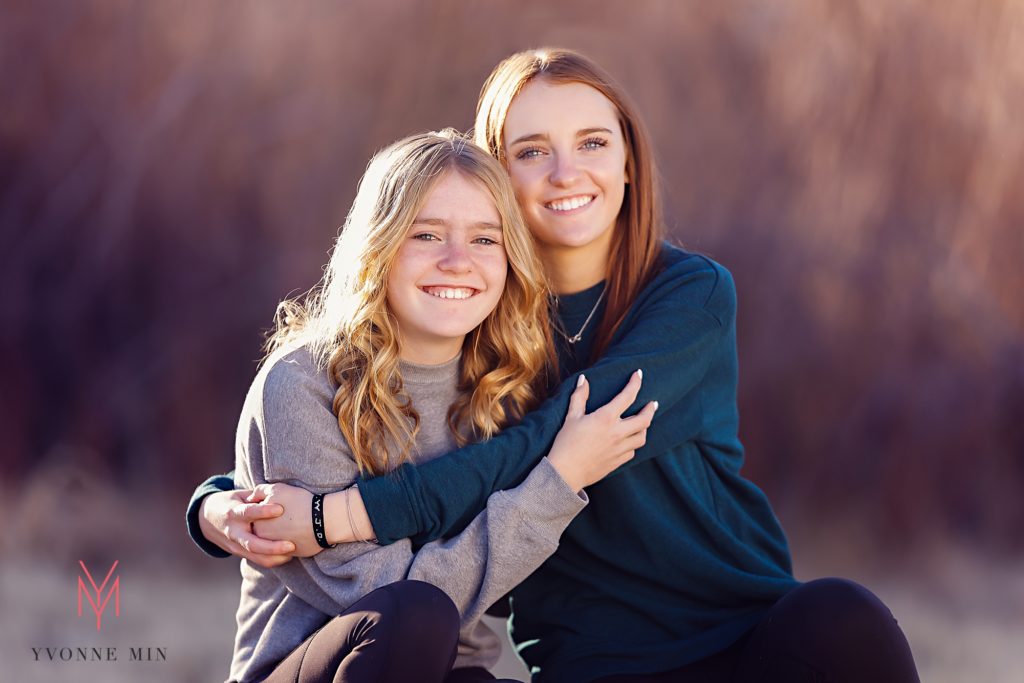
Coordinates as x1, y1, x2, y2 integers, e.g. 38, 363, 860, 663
262, 577, 917, 683
594, 578, 919, 683
262, 579, 507, 683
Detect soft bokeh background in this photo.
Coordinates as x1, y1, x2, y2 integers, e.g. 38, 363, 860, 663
2, 1, 1022, 681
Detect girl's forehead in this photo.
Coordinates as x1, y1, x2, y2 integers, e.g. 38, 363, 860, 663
505, 79, 620, 135
415, 171, 500, 222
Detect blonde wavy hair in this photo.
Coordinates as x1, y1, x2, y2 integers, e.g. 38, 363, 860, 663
266, 130, 554, 476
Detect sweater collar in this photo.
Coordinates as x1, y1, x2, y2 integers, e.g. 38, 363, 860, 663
398, 352, 462, 385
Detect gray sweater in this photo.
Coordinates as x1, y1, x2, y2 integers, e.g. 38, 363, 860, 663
229, 346, 587, 682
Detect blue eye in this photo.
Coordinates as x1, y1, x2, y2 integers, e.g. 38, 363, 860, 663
581, 137, 608, 150
515, 147, 544, 160
412, 233, 440, 241
473, 237, 500, 246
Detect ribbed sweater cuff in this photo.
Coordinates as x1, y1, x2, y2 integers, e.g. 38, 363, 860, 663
504, 457, 588, 543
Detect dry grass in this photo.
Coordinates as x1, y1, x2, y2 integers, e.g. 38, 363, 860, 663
789, 527, 1024, 682
2, 537, 1021, 682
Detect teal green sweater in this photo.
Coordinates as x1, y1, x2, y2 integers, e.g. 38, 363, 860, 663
187, 244, 798, 681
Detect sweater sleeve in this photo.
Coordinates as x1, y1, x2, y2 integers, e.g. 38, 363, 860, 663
359, 251, 732, 546
241, 350, 586, 665
405, 457, 586, 631
286, 459, 585, 658
184, 470, 236, 558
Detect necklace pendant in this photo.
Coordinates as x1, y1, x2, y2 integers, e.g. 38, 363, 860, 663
557, 284, 607, 347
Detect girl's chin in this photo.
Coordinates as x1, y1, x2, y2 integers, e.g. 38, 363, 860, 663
413, 320, 488, 343
531, 221, 614, 251
539, 233, 612, 252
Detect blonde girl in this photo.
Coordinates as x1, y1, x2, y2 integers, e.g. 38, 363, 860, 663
226, 129, 652, 683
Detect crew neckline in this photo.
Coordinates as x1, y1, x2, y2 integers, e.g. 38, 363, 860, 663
554, 280, 607, 321
399, 352, 462, 385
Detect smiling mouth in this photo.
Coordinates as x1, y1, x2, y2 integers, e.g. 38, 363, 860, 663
421, 286, 479, 300
544, 195, 595, 212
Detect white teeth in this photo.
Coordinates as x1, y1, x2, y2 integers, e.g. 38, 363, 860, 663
546, 195, 594, 212
424, 287, 474, 300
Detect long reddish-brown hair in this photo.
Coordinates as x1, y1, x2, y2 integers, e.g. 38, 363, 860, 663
475, 48, 664, 360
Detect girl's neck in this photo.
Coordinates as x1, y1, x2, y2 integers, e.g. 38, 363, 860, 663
398, 339, 464, 366
541, 243, 610, 295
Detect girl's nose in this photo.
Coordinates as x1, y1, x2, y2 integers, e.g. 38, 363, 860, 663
438, 241, 471, 273
549, 151, 582, 187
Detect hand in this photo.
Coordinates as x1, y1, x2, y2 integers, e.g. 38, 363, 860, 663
546, 370, 657, 492
198, 489, 295, 567
250, 483, 324, 557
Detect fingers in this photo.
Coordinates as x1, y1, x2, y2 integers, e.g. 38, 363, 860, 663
616, 402, 655, 458
601, 369, 644, 417
246, 484, 274, 503
245, 535, 296, 557
233, 501, 284, 522
567, 374, 590, 419
621, 400, 658, 433
624, 428, 648, 451
230, 523, 295, 556
244, 552, 292, 569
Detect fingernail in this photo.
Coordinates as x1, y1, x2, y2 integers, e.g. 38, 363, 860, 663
653, 401, 659, 411
577, 374, 586, 387
636, 369, 643, 380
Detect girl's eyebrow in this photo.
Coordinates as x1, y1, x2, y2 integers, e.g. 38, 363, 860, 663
508, 127, 615, 147
508, 133, 547, 146
412, 217, 502, 231
577, 127, 615, 137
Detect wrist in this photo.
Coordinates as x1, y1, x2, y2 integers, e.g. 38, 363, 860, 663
545, 455, 583, 493
189, 493, 232, 558
349, 488, 376, 543
324, 490, 356, 544
324, 488, 375, 544
197, 496, 217, 542
311, 492, 336, 549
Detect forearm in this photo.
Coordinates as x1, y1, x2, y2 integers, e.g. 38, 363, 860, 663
297, 459, 582, 624
323, 487, 373, 545
184, 471, 236, 557
406, 457, 586, 626
359, 253, 732, 546
359, 391, 569, 546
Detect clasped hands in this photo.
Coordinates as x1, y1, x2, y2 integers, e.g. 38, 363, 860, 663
199, 483, 324, 567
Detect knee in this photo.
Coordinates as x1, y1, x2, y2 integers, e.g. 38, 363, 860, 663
794, 577, 897, 637
309, 581, 460, 683
763, 578, 919, 681
380, 580, 460, 640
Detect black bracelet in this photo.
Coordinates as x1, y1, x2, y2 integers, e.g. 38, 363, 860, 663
311, 492, 336, 549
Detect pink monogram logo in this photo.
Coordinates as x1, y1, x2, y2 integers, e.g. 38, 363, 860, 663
77, 560, 120, 630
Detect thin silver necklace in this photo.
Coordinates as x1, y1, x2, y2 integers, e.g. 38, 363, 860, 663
556, 284, 607, 344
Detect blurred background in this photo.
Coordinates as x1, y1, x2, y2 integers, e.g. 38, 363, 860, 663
1, 0, 1022, 681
